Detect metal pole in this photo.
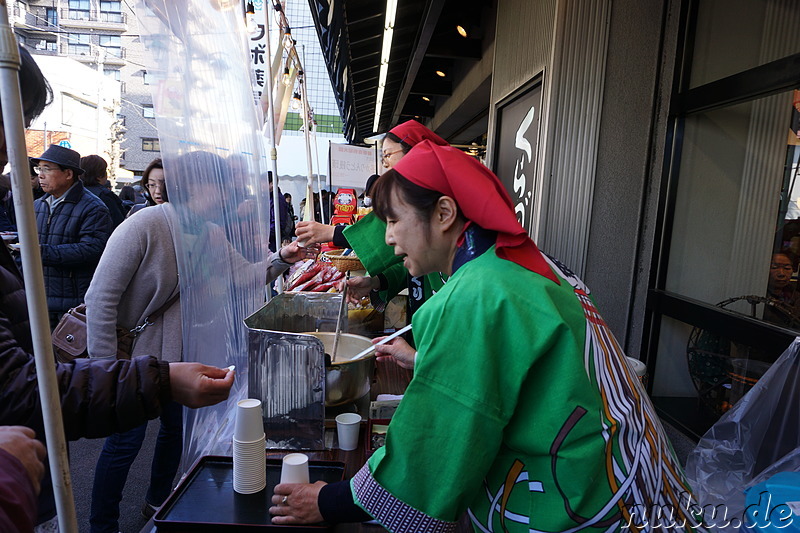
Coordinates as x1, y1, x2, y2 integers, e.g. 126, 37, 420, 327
299, 44, 326, 224
95, 45, 104, 154
261, 2, 283, 292
0, 4, 78, 532
296, 54, 316, 225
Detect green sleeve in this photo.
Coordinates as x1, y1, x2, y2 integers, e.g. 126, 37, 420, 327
342, 212, 402, 276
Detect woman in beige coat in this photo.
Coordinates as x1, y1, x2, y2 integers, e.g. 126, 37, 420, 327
85, 176, 315, 532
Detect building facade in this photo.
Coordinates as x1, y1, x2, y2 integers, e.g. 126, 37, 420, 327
309, 0, 800, 439
468, 0, 800, 438
10, 0, 157, 179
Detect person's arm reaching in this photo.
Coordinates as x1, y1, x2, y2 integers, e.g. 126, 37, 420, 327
168, 362, 235, 408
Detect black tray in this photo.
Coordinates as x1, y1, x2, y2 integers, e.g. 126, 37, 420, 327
154, 455, 345, 531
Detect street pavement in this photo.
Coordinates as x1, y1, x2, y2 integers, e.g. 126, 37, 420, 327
70, 419, 166, 533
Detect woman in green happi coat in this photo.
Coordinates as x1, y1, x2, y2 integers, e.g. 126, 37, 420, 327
271, 141, 702, 533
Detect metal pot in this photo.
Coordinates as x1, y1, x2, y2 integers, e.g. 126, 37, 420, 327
304, 332, 375, 406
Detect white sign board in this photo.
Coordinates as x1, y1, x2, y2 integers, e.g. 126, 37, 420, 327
329, 143, 377, 189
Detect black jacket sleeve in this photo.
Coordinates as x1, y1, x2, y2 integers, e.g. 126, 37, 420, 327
318, 480, 372, 524
0, 312, 171, 441
332, 225, 351, 248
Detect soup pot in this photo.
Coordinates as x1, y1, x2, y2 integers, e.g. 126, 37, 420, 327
304, 332, 375, 406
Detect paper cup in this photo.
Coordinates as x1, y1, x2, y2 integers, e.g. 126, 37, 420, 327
335, 412, 361, 451
234, 399, 264, 443
280, 453, 310, 484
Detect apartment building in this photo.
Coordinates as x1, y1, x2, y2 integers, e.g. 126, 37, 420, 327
10, 0, 157, 181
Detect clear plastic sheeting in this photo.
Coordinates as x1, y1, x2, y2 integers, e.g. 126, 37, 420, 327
685, 337, 800, 530
135, 1, 279, 469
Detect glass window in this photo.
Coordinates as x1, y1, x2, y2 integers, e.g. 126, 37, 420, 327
665, 90, 798, 326
142, 105, 155, 119
68, 0, 90, 20
104, 68, 120, 81
142, 138, 160, 152
67, 33, 90, 56
99, 1, 123, 23
689, 0, 800, 89
652, 314, 775, 424
143, 71, 152, 85
45, 7, 57, 26
99, 35, 121, 58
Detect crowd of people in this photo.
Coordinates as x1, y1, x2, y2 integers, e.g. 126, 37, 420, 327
0, 46, 314, 532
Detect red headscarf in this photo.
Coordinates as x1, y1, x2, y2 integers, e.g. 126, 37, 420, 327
387, 120, 448, 148
392, 141, 558, 283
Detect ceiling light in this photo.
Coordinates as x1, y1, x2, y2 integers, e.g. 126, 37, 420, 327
435, 70, 446, 78
373, 0, 398, 132
422, 96, 430, 102
456, 25, 467, 38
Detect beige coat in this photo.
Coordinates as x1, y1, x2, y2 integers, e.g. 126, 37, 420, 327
86, 203, 289, 362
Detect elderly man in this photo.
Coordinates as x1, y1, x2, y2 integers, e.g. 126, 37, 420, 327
31, 145, 111, 326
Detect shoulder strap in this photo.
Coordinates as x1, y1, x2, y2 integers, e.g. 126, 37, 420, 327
130, 291, 180, 336
148, 290, 180, 322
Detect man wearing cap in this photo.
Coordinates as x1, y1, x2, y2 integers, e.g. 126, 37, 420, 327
31, 144, 111, 326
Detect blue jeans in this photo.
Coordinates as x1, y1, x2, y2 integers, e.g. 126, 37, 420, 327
89, 401, 183, 533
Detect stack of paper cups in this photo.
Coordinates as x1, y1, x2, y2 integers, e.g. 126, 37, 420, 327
233, 398, 266, 494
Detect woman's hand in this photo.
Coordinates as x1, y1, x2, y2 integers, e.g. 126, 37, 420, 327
279, 241, 320, 263
270, 481, 327, 525
341, 275, 379, 303
295, 221, 335, 245
168, 363, 235, 408
373, 335, 416, 370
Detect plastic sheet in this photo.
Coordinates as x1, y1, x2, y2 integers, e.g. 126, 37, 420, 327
685, 337, 800, 529
135, 0, 279, 469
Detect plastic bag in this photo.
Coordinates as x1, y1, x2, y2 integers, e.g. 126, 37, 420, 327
135, 0, 276, 470
685, 337, 800, 529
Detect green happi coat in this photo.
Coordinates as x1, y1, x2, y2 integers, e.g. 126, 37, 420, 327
343, 212, 445, 304
350, 248, 701, 533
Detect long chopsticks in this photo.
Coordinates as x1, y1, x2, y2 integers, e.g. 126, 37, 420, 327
350, 324, 413, 361
331, 273, 350, 363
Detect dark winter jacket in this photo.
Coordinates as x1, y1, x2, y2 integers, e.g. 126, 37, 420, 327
34, 181, 111, 321
0, 244, 172, 524
85, 183, 126, 229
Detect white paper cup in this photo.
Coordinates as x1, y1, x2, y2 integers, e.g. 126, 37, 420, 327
234, 399, 264, 443
280, 453, 310, 484
335, 412, 361, 451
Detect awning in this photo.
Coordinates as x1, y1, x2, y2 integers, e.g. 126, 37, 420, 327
306, 0, 488, 144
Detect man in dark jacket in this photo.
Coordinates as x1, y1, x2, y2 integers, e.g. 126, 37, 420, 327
31, 145, 112, 326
